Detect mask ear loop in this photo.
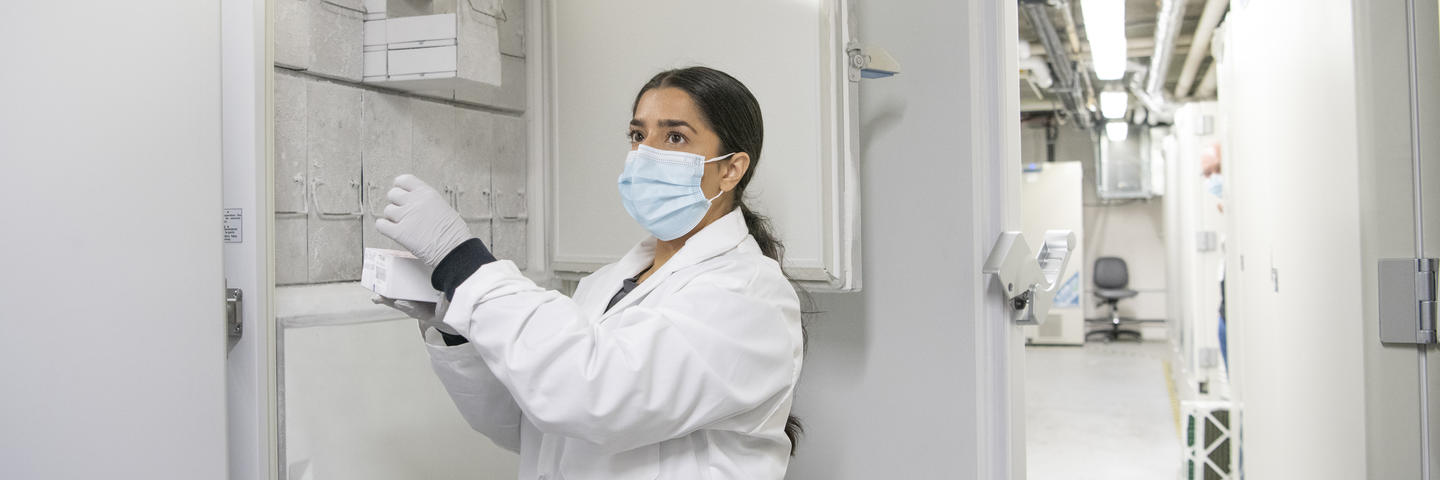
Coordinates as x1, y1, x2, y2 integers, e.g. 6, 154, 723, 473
703, 152, 737, 203
704, 152, 736, 163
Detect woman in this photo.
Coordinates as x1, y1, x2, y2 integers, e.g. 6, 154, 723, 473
375, 66, 805, 479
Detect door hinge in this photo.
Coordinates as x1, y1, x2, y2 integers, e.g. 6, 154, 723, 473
1379, 258, 1438, 344
226, 288, 243, 339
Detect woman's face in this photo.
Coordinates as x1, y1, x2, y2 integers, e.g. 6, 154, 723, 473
629, 87, 749, 204
629, 87, 723, 158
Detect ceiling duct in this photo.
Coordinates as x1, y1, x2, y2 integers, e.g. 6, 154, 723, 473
1173, 0, 1228, 98
1020, 0, 1093, 128
1145, 0, 1188, 96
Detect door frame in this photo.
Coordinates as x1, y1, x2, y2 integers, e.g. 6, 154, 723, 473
968, 1, 1024, 478
222, 0, 278, 478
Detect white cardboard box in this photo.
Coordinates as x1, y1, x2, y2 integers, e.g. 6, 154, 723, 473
387, 45, 458, 76
361, 10, 502, 99
363, 19, 387, 47
361, 248, 443, 303
386, 13, 457, 47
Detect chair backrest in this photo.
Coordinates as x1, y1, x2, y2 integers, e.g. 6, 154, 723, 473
1093, 256, 1129, 289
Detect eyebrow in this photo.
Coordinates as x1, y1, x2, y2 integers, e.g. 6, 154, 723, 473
629, 118, 696, 132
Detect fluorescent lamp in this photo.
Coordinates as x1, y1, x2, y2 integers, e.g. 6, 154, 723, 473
1099, 91, 1128, 119
1106, 121, 1130, 142
1082, 0, 1127, 80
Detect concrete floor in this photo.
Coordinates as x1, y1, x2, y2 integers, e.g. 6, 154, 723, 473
1025, 341, 1182, 480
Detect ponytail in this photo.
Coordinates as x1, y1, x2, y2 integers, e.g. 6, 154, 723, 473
735, 198, 810, 455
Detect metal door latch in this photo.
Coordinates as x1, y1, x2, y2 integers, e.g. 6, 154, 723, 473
983, 230, 1076, 326
1379, 258, 1437, 344
226, 288, 243, 339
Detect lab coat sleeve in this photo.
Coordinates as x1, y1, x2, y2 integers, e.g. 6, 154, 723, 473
423, 327, 523, 453
442, 260, 799, 453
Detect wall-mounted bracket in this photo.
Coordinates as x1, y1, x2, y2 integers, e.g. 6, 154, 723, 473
983, 230, 1076, 326
1379, 258, 1438, 344
846, 42, 902, 81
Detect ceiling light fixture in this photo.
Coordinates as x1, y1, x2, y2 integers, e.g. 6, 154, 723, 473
1099, 90, 1128, 119
1105, 121, 1129, 142
1081, 0, 1127, 80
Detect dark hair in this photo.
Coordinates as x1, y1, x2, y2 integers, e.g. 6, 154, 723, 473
633, 66, 809, 455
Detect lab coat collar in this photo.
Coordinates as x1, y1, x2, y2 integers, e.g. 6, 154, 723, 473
598, 209, 751, 320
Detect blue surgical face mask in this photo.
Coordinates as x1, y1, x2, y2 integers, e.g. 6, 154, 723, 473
617, 144, 734, 241
1205, 173, 1224, 198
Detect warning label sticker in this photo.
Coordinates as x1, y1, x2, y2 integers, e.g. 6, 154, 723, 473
224, 208, 243, 243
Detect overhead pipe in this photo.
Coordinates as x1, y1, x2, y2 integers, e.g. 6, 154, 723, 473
1020, 0, 1092, 128
1056, 0, 1097, 114
1026, 36, 1195, 59
1057, 0, 1083, 55
1194, 60, 1218, 98
1192, 21, 1226, 99
1173, 0, 1228, 98
1145, 0, 1189, 97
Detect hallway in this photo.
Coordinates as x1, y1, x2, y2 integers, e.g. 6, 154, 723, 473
1026, 342, 1182, 479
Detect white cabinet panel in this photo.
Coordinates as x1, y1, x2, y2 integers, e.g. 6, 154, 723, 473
453, 54, 526, 111
548, 0, 859, 290
275, 71, 309, 214
361, 90, 414, 252
409, 100, 456, 186
277, 285, 519, 480
306, 80, 364, 282
276, 0, 311, 69
497, 0, 525, 57
493, 218, 527, 270
309, 0, 365, 81
456, 108, 496, 244
492, 113, 526, 219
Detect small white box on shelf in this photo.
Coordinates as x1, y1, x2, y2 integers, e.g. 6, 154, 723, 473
361, 248, 443, 303
363, 19, 387, 47
361, 7, 502, 102
363, 50, 387, 79
388, 45, 458, 76
385, 13, 458, 47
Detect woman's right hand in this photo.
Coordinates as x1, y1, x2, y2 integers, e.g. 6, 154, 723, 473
375, 174, 473, 267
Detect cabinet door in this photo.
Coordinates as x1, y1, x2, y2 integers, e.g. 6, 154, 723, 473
547, 0, 861, 290
0, 2, 228, 478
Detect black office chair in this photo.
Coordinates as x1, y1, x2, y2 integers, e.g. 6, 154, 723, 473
1086, 256, 1142, 342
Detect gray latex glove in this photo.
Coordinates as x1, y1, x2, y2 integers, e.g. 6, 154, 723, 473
375, 174, 472, 267
371, 296, 460, 337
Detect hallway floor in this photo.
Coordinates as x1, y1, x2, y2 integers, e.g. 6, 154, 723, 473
1025, 340, 1182, 480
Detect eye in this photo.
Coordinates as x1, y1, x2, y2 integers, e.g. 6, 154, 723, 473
666, 132, 686, 144
627, 130, 644, 143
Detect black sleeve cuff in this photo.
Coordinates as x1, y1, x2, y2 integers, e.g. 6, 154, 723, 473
440, 331, 470, 346
431, 238, 497, 301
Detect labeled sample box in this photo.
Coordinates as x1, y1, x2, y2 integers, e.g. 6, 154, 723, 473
361, 248, 444, 303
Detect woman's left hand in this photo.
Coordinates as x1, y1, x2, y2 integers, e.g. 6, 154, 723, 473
371, 295, 459, 336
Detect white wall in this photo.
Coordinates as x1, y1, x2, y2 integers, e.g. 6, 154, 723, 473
786, 0, 998, 476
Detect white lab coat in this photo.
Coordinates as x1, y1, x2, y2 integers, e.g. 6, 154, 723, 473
423, 209, 803, 479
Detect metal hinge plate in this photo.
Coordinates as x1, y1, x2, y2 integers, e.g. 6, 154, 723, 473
1379, 258, 1437, 344
226, 288, 243, 339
